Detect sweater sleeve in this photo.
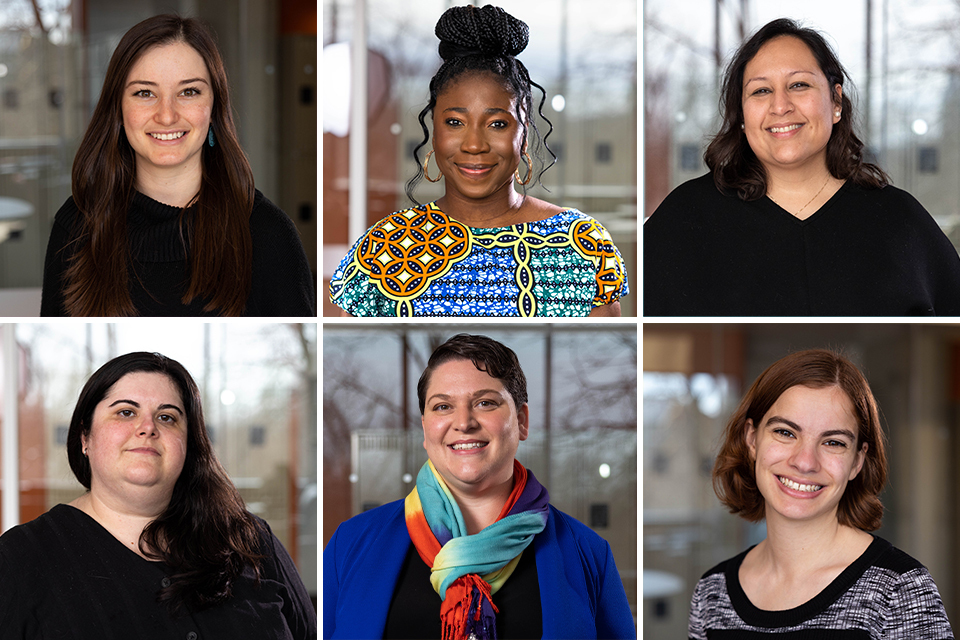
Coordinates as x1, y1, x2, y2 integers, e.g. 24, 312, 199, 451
40, 198, 77, 317
884, 567, 954, 640
594, 537, 637, 639
687, 578, 707, 640
0, 531, 25, 639
262, 526, 317, 640
247, 192, 316, 317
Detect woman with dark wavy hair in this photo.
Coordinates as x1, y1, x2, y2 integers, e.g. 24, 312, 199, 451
690, 349, 952, 638
329, 4, 628, 317
0, 352, 316, 638
40, 14, 314, 317
644, 18, 960, 316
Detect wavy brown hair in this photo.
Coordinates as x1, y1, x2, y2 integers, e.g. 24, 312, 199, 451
713, 348, 887, 531
64, 14, 254, 316
704, 18, 889, 201
67, 352, 263, 612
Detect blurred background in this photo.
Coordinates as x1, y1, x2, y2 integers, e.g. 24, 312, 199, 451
645, 0, 960, 255
322, 0, 638, 316
0, 0, 317, 315
323, 322, 638, 625
643, 322, 960, 637
0, 321, 317, 609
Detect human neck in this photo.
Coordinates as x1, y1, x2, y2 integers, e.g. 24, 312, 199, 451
437, 187, 524, 228
135, 164, 202, 209
765, 165, 840, 219
70, 488, 170, 559
758, 511, 864, 576
449, 474, 515, 536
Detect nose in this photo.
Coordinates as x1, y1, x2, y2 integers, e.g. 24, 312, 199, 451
770, 89, 794, 116
138, 415, 160, 437
454, 405, 480, 432
154, 95, 178, 126
788, 439, 819, 474
461, 124, 489, 154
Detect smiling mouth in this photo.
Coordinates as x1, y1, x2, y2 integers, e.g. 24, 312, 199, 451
450, 442, 488, 451
777, 475, 823, 492
150, 132, 185, 141
768, 124, 802, 134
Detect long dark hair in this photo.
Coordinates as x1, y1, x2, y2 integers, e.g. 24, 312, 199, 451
65, 14, 254, 316
405, 4, 556, 204
704, 18, 889, 200
67, 352, 263, 612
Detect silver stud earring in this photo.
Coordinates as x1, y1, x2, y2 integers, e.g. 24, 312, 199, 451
835, 111, 841, 118
740, 123, 745, 130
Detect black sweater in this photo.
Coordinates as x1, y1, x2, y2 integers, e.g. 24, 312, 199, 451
644, 174, 960, 316
0, 504, 317, 640
41, 190, 316, 317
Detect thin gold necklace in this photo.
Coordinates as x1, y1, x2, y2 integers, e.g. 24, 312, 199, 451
771, 176, 830, 217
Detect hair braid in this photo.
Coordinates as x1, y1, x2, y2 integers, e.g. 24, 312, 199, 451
406, 5, 555, 204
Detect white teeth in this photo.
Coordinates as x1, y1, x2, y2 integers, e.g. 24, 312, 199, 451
150, 132, 185, 141
778, 476, 822, 492
769, 124, 802, 133
451, 442, 487, 451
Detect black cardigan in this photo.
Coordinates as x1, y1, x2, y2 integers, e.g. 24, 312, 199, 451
644, 174, 960, 316
41, 190, 316, 317
0, 504, 317, 640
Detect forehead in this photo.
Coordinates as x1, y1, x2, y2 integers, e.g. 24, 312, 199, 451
427, 358, 507, 394
436, 71, 518, 109
127, 41, 210, 80
100, 371, 182, 403
744, 36, 823, 80
765, 384, 857, 434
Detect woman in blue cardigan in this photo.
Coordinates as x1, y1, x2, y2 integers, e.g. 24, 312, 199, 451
323, 334, 635, 639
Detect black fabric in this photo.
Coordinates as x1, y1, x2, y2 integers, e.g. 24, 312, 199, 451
384, 541, 543, 639
644, 174, 960, 316
0, 504, 317, 640
41, 190, 316, 317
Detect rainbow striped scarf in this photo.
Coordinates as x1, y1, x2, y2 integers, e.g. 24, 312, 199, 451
404, 459, 549, 640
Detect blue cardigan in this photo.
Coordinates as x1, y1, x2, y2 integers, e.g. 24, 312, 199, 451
323, 500, 635, 639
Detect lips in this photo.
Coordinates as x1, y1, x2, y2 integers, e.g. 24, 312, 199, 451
456, 163, 494, 178
128, 447, 160, 456
149, 131, 185, 141
777, 474, 823, 493
767, 123, 803, 135
449, 441, 488, 452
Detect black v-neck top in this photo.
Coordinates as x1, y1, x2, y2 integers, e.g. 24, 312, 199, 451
0, 504, 317, 639
644, 173, 960, 316
384, 542, 542, 639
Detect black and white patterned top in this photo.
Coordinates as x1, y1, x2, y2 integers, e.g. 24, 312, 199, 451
688, 535, 954, 639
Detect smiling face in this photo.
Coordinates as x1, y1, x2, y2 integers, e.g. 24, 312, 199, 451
432, 71, 524, 205
82, 371, 188, 503
741, 36, 841, 177
421, 358, 529, 499
121, 41, 213, 185
746, 384, 867, 525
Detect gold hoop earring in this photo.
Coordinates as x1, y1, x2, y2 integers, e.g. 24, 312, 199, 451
423, 150, 442, 183
515, 152, 533, 186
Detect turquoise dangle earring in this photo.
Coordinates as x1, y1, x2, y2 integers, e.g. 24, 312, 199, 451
207, 125, 215, 147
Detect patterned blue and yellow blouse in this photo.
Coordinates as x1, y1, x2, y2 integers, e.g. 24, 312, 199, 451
329, 202, 629, 317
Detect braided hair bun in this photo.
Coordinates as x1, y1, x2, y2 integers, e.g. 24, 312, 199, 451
435, 5, 529, 61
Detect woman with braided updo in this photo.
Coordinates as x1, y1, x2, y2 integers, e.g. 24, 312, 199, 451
330, 5, 629, 317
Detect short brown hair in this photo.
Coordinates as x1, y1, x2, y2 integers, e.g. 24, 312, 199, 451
713, 348, 887, 530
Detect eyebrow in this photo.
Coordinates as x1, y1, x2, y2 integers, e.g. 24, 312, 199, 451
427, 389, 504, 403
744, 70, 817, 86
766, 416, 856, 441
442, 106, 513, 115
109, 399, 184, 415
125, 78, 209, 89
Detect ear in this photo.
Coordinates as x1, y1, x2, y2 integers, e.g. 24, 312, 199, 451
745, 418, 758, 459
833, 84, 843, 123
849, 441, 868, 481
517, 403, 530, 441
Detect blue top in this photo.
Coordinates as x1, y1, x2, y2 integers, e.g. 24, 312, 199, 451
323, 500, 636, 639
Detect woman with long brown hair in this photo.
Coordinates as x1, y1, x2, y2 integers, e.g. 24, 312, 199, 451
644, 18, 960, 316
41, 14, 314, 316
0, 351, 316, 638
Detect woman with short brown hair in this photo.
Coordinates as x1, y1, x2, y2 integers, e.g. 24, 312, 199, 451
690, 349, 952, 638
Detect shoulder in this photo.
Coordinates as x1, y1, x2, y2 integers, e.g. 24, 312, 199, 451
651, 174, 727, 210
0, 505, 76, 565
249, 190, 298, 235
544, 505, 612, 558
644, 173, 736, 233
326, 500, 406, 555
52, 195, 82, 229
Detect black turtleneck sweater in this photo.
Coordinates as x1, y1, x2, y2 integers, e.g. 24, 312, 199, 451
40, 190, 316, 317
